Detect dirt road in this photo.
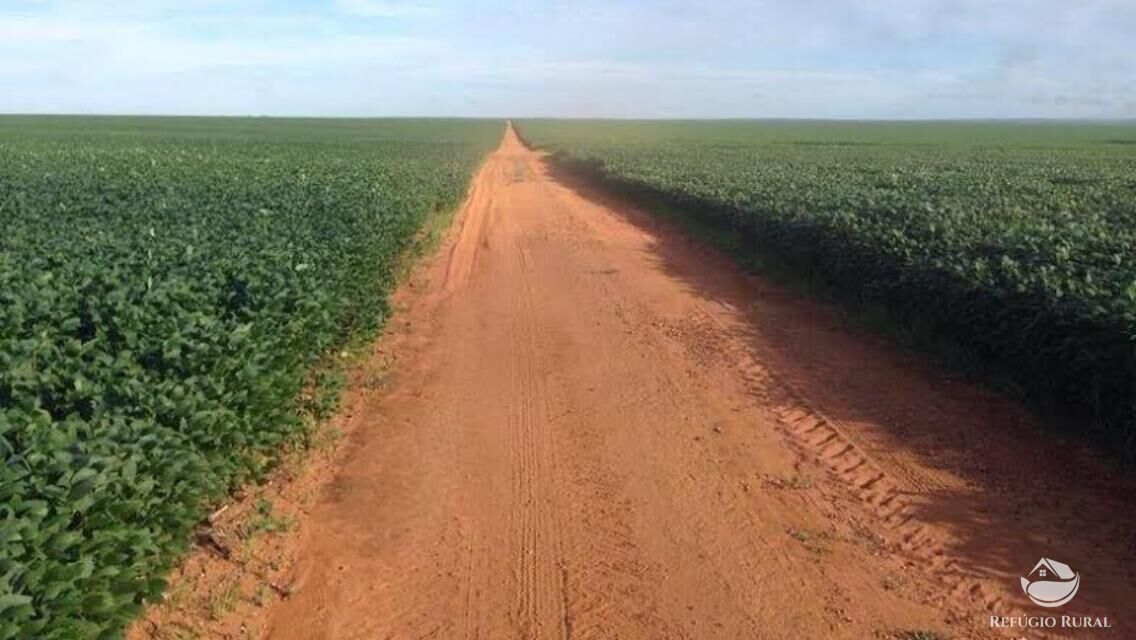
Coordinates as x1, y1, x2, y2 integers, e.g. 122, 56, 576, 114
260, 125, 1135, 639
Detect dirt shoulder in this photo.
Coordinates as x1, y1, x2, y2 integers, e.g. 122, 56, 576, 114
133, 125, 1136, 640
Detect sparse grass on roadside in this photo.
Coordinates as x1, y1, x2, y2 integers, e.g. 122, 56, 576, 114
153, 625, 202, 640
787, 527, 832, 555
162, 582, 192, 610
361, 352, 398, 391
394, 200, 464, 284
241, 499, 292, 541
207, 580, 241, 621
312, 425, 344, 452
253, 583, 270, 608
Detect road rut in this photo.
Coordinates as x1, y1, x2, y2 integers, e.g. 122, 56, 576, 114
260, 125, 1136, 639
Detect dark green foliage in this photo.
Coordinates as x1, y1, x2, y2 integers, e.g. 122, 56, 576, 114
518, 119, 1136, 460
0, 116, 500, 638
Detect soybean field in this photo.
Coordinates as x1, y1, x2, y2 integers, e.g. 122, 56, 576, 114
0, 116, 500, 638
517, 120, 1136, 460
6, 117, 1136, 640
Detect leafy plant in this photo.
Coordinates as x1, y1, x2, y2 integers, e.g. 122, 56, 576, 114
518, 119, 1136, 460
0, 116, 500, 638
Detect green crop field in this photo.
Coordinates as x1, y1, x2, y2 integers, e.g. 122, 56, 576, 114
517, 119, 1136, 460
0, 116, 501, 638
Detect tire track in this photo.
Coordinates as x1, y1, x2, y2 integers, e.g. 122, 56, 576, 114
668, 303, 1002, 615
243, 123, 1136, 640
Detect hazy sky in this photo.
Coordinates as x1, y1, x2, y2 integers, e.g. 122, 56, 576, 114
1, 0, 1133, 118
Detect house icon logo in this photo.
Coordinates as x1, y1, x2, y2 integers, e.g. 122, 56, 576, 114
1021, 558, 1080, 608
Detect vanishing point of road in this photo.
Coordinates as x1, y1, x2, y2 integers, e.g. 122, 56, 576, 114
259, 126, 1135, 639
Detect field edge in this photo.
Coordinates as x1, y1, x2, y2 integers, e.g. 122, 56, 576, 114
510, 124, 1131, 466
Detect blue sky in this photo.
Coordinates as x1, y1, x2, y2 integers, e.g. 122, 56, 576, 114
1, 0, 1133, 118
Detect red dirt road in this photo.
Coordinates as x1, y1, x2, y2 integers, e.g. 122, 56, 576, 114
256, 126, 1135, 639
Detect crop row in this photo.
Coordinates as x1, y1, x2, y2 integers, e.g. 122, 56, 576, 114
517, 119, 1136, 460
0, 117, 501, 637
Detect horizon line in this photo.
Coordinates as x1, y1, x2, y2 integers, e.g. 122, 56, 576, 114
2, 112, 1135, 123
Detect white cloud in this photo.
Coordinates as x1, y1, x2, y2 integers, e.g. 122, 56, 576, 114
0, 0, 1133, 117
0, 12, 445, 77
0, 16, 143, 45
334, 0, 444, 19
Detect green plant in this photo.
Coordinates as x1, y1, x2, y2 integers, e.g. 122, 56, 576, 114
241, 500, 290, 539
518, 119, 1136, 461
0, 115, 501, 638
206, 580, 240, 621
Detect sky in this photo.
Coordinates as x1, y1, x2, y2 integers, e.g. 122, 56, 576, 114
0, 0, 1134, 119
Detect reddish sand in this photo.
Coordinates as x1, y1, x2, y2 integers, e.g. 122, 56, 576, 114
133, 125, 1136, 640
